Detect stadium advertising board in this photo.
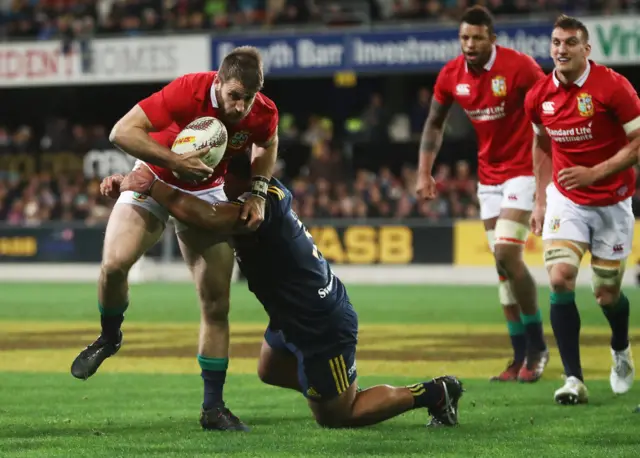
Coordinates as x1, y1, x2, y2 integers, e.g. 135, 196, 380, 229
0, 223, 453, 264
0, 227, 102, 262
453, 220, 640, 267
211, 22, 553, 76
0, 35, 210, 87
582, 16, 640, 66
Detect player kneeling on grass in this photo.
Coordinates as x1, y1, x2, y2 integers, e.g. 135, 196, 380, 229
525, 15, 640, 405
101, 154, 464, 429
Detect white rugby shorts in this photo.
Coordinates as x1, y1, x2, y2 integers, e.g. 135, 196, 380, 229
542, 183, 633, 260
477, 176, 536, 220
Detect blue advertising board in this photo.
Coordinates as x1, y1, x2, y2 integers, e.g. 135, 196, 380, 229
211, 23, 553, 76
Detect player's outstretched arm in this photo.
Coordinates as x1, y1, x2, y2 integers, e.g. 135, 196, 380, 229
120, 167, 247, 234
416, 99, 451, 200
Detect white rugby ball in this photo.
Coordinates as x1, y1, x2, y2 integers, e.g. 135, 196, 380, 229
171, 116, 228, 175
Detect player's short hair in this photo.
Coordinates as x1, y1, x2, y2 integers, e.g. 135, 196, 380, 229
460, 6, 495, 36
554, 14, 589, 42
219, 46, 264, 92
227, 152, 252, 179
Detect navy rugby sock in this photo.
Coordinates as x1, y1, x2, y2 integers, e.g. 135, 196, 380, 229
98, 302, 128, 342
198, 355, 229, 409
601, 292, 630, 352
550, 291, 583, 381
408, 381, 445, 409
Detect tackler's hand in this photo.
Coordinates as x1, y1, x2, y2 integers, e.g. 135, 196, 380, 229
558, 166, 597, 190
100, 174, 125, 200
240, 195, 266, 231
120, 165, 158, 195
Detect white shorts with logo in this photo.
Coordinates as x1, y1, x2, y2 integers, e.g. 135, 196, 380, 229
542, 183, 634, 261
477, 176, 536, 220
116, 161, 227, 233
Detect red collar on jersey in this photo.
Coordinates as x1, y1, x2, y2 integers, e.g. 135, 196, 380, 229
552, 59, 591, 88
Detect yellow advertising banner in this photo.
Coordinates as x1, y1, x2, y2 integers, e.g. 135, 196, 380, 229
454, 220, 640, 267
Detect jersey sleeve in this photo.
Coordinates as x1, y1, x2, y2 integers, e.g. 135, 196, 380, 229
524, 87, 543, 134
433, 66, 453, 106
608, 72, 640, 135
148, 123, 181, 148
518, 55, 545, 92
138, 76, 199, 131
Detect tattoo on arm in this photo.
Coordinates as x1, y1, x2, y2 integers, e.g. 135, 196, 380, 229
419, 99, 451, 154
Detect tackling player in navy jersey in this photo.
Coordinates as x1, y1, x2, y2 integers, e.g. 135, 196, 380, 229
101, 154, 464, 429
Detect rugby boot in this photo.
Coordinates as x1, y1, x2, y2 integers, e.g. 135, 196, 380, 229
426, 375, 464, 427
610, 346, 635, 394
554, 376, 588, 405
518, 348, 550, 383
490, 359, 523, 382
71, 331, 122, 380
200, 405, 250, 432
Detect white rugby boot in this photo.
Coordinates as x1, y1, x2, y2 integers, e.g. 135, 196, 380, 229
610, 346, 635, 394
554, 376, 588, 405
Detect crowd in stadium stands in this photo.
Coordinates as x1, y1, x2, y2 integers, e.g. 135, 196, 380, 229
0, 113, 484, 224
3, 114, 640, 225
1, 0, 638, 38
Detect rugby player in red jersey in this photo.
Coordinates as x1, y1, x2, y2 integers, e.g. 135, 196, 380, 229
417, 6, 548, 383
70, 46, 279, 431
525, 15, 640, 405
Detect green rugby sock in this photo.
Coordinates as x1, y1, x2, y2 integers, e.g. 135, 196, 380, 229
99, 302, 128, 342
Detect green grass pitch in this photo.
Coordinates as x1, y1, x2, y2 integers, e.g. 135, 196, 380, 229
0, 283, 639, 457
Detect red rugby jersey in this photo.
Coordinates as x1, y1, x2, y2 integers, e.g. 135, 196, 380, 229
138, 71, 278, 191
525, 60, 640, 206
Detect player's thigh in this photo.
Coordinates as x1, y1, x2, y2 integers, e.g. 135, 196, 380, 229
303, 344, 358, 426
541, 185, 590, 284
175, 184, 234, 307
177, 230, 234, 309
590, 199, 633, 296
103, 194, 166, 271
477, 182, 503, 223
258, 329, 297, 382
493, 177, 534, 252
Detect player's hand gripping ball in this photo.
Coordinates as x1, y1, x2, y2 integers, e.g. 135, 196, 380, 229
171, 117, 228, 181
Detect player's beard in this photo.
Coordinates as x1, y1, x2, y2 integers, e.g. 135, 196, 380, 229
465, 50, 490, 69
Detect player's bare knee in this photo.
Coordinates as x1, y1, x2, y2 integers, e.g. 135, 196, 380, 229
200, 296, 230, 323
544, 241, 584, 291
548, 264, 577, 292
100, 258, 131, 283
257, 362, 276, 386
593, 287, 620, 307
313, 411, 349, 429
591, 257, 625, 306
493, 219, 528, 272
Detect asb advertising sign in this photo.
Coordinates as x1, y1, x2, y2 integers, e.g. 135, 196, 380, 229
0, 35, 210, 87
211, 23, 553, 76
583, 16, 640, 66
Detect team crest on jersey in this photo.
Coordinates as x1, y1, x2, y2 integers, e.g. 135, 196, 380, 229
576, 93, 594, 117
229, 131, 250, 149
491, 76, 507, 97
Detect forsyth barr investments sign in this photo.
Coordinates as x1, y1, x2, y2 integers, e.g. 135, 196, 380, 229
211, 23, 553, 76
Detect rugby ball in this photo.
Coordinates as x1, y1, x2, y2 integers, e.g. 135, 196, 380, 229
171, 116, 228, 173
